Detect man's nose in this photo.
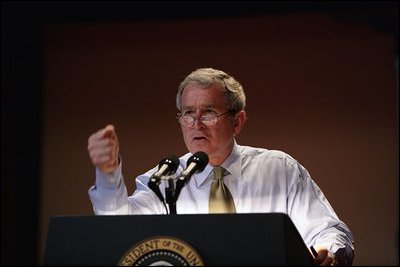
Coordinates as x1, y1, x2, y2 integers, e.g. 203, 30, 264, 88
193, 116, 205, 129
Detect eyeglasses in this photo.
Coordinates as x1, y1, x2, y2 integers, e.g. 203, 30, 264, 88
176, 110, 235, 127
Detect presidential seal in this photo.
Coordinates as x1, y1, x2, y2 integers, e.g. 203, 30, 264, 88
118, 236, 204, 266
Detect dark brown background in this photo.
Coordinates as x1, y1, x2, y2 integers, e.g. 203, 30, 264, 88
2, 1, 398, 265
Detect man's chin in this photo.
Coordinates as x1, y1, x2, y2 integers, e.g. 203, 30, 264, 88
188, 143, 210, 154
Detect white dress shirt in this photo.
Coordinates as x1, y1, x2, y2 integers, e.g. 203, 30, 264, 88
89, 141, 354, 263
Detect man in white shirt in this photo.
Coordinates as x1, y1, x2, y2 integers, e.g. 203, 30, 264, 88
88, 68, 354, 265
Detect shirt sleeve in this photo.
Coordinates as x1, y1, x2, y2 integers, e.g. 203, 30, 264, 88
285, 159, 355, 265
88, 159, 167, 215
88, 161, 132, 215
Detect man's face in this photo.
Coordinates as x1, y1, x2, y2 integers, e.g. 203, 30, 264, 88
179, 84, 238, 165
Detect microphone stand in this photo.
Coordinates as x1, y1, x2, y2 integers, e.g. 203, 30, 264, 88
165, 179, 177, 215
172, 178, 185, 204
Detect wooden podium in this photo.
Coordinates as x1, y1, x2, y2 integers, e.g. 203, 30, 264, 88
42, 213, 314, 266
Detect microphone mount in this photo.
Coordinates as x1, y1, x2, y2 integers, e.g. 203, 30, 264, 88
148, 152, 209, 215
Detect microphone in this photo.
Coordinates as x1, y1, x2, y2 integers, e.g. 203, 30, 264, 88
179, 151, 209, 181
148, 155, 180, 203
150, 155, 180, 182
173, 151, 209, 202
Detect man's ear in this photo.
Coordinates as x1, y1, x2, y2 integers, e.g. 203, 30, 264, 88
233, 110, 247, 137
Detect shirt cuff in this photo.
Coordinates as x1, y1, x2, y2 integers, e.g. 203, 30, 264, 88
95, 158, 122, 189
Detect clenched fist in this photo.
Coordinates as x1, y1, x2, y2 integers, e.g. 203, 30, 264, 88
88, 124, 119, 173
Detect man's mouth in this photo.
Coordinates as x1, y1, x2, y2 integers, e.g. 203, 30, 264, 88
192, 136, 207, 141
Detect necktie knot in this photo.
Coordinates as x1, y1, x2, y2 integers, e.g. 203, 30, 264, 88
213, 165, 224, 181
209, 166, 236, 213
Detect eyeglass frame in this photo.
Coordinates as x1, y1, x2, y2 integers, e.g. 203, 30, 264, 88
176, 109, 236, 127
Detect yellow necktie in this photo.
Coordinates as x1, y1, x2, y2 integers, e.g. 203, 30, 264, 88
209, 166, 236, 213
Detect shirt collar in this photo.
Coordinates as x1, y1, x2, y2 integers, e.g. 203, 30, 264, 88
192, 140, 243, 188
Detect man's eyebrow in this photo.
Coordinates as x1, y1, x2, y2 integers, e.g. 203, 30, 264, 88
182, 104, 215, 110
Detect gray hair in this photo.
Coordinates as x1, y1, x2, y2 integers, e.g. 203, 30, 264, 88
176, 68, 246, 112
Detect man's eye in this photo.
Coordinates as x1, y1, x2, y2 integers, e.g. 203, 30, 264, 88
202, 113, 217, 120
203, 109, 216, 115
183, 111, 194, 116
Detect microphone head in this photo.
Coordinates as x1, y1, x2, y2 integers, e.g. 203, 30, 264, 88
187, 151, 209, 173
158, 155, 180, 175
